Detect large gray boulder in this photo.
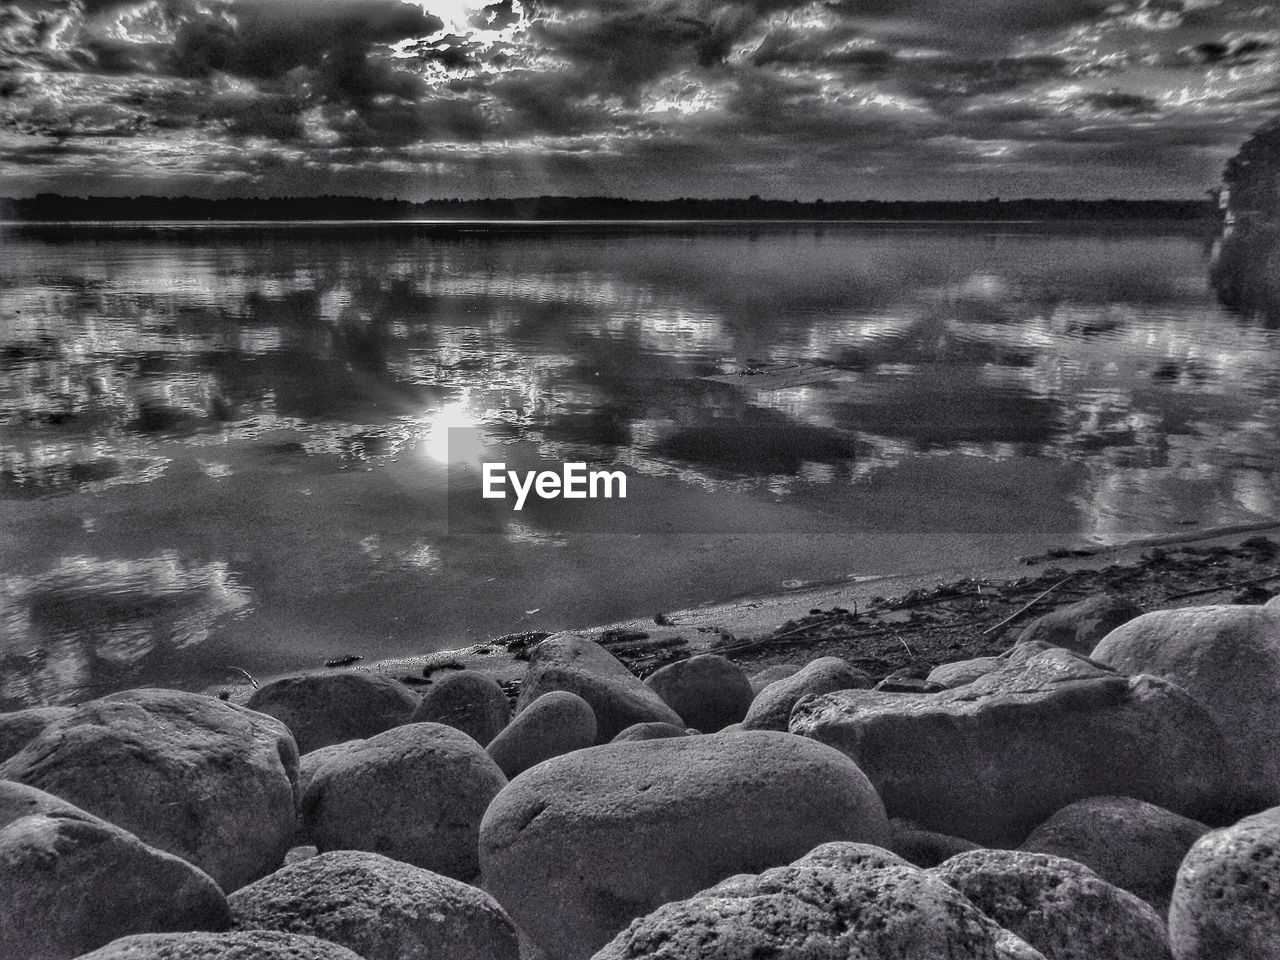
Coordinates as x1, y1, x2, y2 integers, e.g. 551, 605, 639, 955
643, 655, 753, 732
934, 849, 1171, 960
515, 634, 683, 742
741, 656, 872, 731
594, 842, 1045, 960
927, 656, 1004, 689
296, 740, 363, 802
1017, 593, 1143, 654
486, 691, 596, 780
1168, 806, 1280, 959
229, 850, 518, 960
889, 817, 982, 868
479, 730, 889, 960
790, 647, 1234, 845
0, 780, 229, 960
1092, 604, 1280, 808
301, 722, 506, 880
1021, 795, 1209, 913
0, 706, 73, 763
410, 670, 510, 746
247, 672, 420, 753
610, 722, 688, 742
74, 931, 365, 960
747, 663, 802, 694
0, 688, 299, 890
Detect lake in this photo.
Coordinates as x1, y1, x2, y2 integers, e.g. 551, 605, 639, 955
2, 220, 1278, 708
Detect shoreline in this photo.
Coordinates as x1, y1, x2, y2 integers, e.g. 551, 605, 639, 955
216, 518, 1280, 703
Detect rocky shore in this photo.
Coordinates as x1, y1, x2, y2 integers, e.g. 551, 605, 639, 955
4, 533, 1280, 959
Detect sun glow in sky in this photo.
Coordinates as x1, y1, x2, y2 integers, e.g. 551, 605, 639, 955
420, 0, 483, 32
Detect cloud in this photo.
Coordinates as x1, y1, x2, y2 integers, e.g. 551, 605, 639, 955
1077, 90, 1162, 114
0, 0, 1277, 198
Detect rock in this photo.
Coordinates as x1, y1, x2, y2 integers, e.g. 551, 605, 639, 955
933, 849, 1171, 960
301, 721, 505, 880
0, 706, 73, 763
479, 730, 889, 960
1091, 604, 1280, 808
593, 842, 1046, 960
486, 691, 596, 780
73, 931, 366, 960
515, 634, 683, 742
296, 740, 363, 801
1168, 805, 1280, 959
741, 657, 872, 731
610, 722, 688, 742
410, 670, 510, 746
0, 688, 299, 890
927, 656, 1003, 689
0, 780, 230, 960
1017, 593, 1144, 655
284, 844, 318, 864
642, 655, 753, 732
889, 817, 982, 868
747, 663, 802, 694
874, 675, 946, 693
1021, 795, 1209, 913
790, 647, 1234, 845
228, 850, 518, 960
246, 673, 420, 754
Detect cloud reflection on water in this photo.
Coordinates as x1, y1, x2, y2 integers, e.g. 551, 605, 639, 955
2, 223, 1279, 705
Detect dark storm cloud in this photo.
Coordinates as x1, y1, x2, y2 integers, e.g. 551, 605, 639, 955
827, 0, 1113, 42
168, 0, 439, 90
1, 0, 1278, 197
1077, 90, 1162, 115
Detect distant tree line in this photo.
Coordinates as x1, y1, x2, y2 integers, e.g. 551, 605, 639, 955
0, 193, 1216, 223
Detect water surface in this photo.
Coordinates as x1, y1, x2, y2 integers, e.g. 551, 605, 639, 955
2, 221, 1277, 707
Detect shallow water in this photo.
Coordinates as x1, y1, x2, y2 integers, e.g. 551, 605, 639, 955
2, 221, 1278, 707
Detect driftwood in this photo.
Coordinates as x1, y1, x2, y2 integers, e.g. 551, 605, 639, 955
980, 573, 1077, 640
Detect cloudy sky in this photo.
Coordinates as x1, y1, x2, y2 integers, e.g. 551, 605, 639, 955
1, 0, 1278, 199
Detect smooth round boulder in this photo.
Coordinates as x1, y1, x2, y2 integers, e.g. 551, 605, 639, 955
486, 691, 596, 780
748, 663, 803, 694
643, 655, 753, 732
296, 740, 363, 801
410, 670, 510, 746
792, 648, 1235, 845
594, 842, 1045, 960
889, 817, 981, 868
247, 672, 420, 754
610, 722, 688, 742
0, 706, 73, 763
0, 688, 299, 890
74, 931, 365, 960
515, 634, 683, 742
1017, 593, 1143, 655
1168, 805, 1280, 959
1021, 795, 1209, 913
927, 656, 1003, 689
933, 849, 1171, 960
0, 780, 230, 960
302, 722, 506, 879
229, 850, 518, 960
1092, 604, 1280, 808
479, 730, 890, 960
741, 657, 872, 731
